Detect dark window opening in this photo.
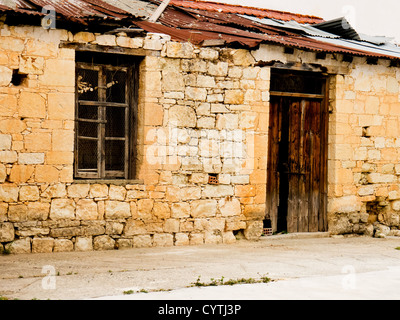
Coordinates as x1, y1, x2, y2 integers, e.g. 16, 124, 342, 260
74, 52, 140, 180
270, 68, 325, 96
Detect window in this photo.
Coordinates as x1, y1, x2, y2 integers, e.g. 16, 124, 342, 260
75, 53, 138, 180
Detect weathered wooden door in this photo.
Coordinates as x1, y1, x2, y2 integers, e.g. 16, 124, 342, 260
266, 71, 328, 233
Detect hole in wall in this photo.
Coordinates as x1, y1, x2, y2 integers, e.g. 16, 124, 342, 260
11, 69, 28, 86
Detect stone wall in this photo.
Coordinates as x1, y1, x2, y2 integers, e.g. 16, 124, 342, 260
0, 26, 269, 253
0, 23, 400, 254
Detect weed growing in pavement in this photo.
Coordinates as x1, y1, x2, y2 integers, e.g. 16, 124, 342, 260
192, 275, 271, 287
395, 247, 400, 250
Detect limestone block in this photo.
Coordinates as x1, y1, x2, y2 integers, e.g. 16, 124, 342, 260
174, 233, 189, 246
75, 236, 93, 252
328, 195, 362, 214
392, 201, 400, 211
0, 203, 7, 222
18, 153, 45, 165
216, 114, 239, 130
197, 75, 216, 88
116, 238, 133, 250
0, 222, 14, 242
109, 185, 126, 201
73, 32, 95, 43
105, 201, 131, 219
232, 49, 255, 66
8, 204, 27, 222
32, 237, 54, 253
162, 70, 184, 91
76, 199, 98, 220
171, 202, 190, 218
0, 150, 17, 163
169, 105, 197, 127
144, 103, 164, 126
204, 231, 222, 244
19, 185, 40, 201
0, 184, 19, 202
185, 87, 207, 102
5, 237, 31, 254
219, 198, 241, 217
222, 231, 237, 244
116, 36, 143, 49
153, 233, 174, 247
54, 239, 73, 252
18, 92, 46, 118
0, 120, 26, 136
190, 200, 217, 218
166, 42, 195, 59
52, 130, 74, 152
0, 164, 5, 183
153, 202, 171, 219
106, 221, 124, 235
0, 66, 12, 86
243, 220, 263, 240
67, 184, 90, 198
224, 90, 244, 104
367, 173, 396, 184
180, 187, 201, 201
0, 93, 17, 118
0, 134, 11, 150
47, 92, 75, 120
357, 185, 374, 197
133, 235, 152, 248
202, 185, 234, 198
89, 184, 108, 198
50, 199, 75, 220
189, 232, 204, 245
124, 219, 147, 236
27, 202, 50, 221
24, 132, 51, 152
93, 35, 116, 46
34, 165, 59, 183
243, 204, 265, 220
83, 221, 105, 236
199, 48, 219, 60
40, 59, 75, 87
137, 199, 154, 220
208, 61, 228, 77
93, 235, 115, 251
41, 184, 67, 198
164, 219, 179, 233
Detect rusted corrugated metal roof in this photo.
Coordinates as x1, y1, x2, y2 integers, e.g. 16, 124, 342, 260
0, 0, 136, 24
0, 0, 398, 60
168, 0, 324, 24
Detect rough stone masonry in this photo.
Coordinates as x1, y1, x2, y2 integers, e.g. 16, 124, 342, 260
0, 23, 400, 254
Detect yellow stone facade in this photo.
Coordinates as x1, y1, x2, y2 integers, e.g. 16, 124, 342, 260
0, 23, 399, 253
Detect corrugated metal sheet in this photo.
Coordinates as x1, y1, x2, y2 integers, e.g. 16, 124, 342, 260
0, 0, 137, 23
100, 0, 157, 19
314, 17, 360, 40
0, 0, 398, 61
168, 0, 324, 24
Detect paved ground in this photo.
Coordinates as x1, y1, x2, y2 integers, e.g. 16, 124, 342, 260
1, 233, 400, 300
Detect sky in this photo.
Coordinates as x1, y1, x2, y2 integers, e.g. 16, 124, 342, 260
209, 0, 400, 43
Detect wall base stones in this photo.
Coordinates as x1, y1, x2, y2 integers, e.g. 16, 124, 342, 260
0, 182, 259, 254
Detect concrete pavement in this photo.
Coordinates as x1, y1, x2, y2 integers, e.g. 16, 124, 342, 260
1, 234, 400, 300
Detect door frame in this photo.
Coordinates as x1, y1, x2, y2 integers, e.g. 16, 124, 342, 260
266, 68, 330, 233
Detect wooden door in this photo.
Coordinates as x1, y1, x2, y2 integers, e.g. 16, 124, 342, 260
267, 96, 328, 233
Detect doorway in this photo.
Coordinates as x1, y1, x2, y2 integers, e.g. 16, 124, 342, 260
266, 69, 329, 233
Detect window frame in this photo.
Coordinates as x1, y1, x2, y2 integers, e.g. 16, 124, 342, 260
74, 60, 137, 180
